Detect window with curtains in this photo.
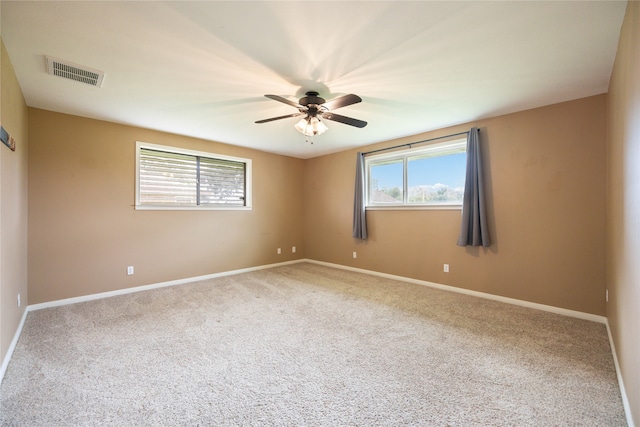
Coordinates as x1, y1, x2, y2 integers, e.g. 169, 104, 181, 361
135, 142, 252, 210
365, 138, 466, 209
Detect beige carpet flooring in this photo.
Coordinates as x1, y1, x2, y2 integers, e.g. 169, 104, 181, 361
0, 263, 627, 426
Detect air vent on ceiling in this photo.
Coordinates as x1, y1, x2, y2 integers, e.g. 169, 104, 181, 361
45, 56, 105, 87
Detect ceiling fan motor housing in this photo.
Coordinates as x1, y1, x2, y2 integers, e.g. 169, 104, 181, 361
256, 91, 366, 129
299, 91, 325, 107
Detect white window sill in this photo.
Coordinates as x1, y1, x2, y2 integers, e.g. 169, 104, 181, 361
366, 205, 462, 211
135, 205, 252, 211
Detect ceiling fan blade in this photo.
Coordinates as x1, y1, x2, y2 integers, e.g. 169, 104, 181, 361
321, 112, 367, 128
322, 94, 362, 110
264, 94, 304, 109
255, 112, 304, 124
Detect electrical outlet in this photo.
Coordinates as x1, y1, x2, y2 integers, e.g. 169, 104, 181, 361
444, 264, 450, 273
277, 248, 281, 255
292, 246, 296, 253
353, 251, 357, 259
127, 266, 134, 275
17, 293, 21, 308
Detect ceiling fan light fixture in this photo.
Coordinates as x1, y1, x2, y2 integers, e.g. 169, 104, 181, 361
295, 116, 328, 136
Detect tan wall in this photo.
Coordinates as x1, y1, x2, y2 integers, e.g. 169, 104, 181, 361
305, 95, 607, 316
1, 40, 29, 363
28, 109, 305, 304
607, 1, 640, 424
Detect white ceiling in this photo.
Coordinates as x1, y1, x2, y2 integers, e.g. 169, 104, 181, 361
1, 1, 627, 159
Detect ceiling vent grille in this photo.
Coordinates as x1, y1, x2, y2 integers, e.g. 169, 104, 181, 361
46, 56, 105, 87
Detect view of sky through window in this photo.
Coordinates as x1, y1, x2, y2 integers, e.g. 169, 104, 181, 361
371, 153, 466, 190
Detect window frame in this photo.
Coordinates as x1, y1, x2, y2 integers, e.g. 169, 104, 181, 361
365, 137, 467, 210
135, 141, 252, 211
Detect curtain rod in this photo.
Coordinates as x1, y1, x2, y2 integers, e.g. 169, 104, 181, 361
363, 129, 479, 156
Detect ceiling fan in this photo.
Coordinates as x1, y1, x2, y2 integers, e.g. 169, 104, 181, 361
255, 91, 367, 137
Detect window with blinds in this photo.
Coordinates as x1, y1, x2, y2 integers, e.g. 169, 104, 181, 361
135, 142, 252, 210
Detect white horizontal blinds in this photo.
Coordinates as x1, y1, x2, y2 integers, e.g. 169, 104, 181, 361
199, 157, 245, 206
139, 148, 197, 206
406, 141, 466, 161
138, 147, 246, 207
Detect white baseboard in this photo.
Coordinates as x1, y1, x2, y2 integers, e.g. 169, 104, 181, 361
0, 307, 28, 384
26, 257, 608, 323
306, 259, 607, 324
28, 259, 305, 312
606, 321, 636, 427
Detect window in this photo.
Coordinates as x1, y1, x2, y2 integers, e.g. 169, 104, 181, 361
135, 142, 252, 210
366, 138, 467, 209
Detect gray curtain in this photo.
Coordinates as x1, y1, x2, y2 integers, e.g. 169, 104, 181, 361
457, 128, 490, 247
352, 152, 368, 239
